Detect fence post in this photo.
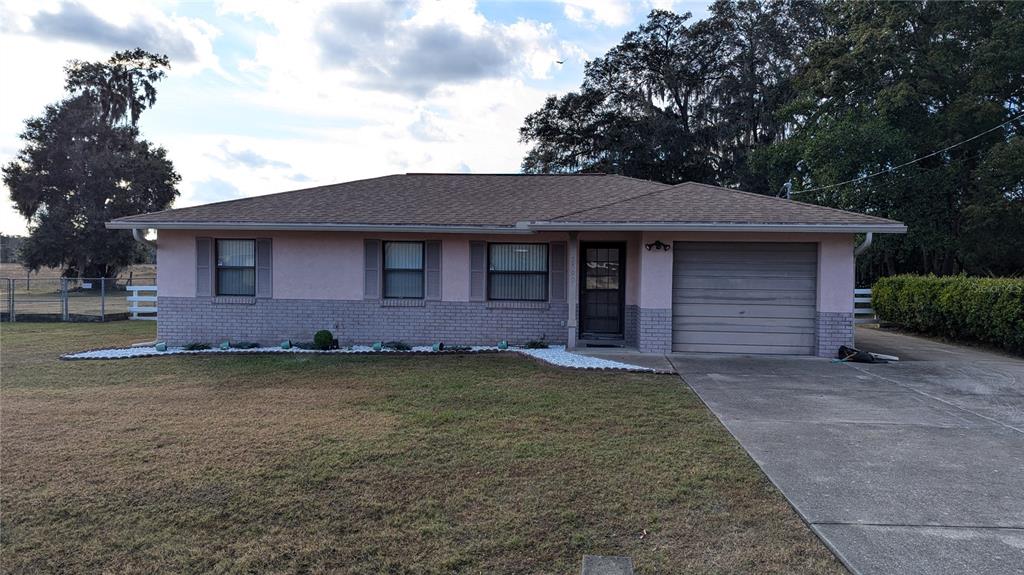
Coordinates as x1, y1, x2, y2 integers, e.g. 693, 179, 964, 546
8, 278, 14, 323
100, 278, 106, 321
61, 277, 69, 321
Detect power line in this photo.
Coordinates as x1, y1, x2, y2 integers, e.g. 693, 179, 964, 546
791, 112, 1024, 196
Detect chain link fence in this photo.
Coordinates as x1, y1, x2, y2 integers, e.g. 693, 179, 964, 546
0, 273, 156, 322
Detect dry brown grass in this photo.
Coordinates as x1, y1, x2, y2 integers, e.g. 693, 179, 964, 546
1, 322, 844, 574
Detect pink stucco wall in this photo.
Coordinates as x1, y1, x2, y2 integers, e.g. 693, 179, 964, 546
817, 235, 855, 313
158, 229, 643, 302
157, 229, 854, 312
156, 230, 197, 297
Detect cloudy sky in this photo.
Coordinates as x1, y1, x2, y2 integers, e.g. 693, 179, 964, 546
0, 0, 711, 235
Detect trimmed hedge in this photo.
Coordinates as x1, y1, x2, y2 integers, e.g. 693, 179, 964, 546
872, 275, 1024, 354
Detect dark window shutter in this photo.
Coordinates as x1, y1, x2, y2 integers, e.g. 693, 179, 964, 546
549, 241, 566, 302
364, 239, 380, 299
256, 238, 272, 298
469, 241, 486, 301
196, 237, 213, 296
425, 240, 442, 300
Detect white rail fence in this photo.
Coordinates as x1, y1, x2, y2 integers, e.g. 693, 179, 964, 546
854, 288, 877, 324
127, 285, 158, 320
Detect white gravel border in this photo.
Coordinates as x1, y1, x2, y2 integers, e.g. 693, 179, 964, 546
61, 344, 654, 372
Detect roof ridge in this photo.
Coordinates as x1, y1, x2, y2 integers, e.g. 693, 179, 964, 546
403, 172, 609, 176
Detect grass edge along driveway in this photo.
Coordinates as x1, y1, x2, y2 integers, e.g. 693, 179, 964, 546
1, 322, 844, 574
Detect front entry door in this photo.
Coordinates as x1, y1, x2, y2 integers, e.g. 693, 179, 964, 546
580, 242, 626, 338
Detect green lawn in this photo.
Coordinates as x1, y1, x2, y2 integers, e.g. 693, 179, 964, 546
1, 322, 843, 574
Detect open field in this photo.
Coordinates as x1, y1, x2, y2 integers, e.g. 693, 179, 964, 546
0, 263, 157, 280
1, 322, 843, 573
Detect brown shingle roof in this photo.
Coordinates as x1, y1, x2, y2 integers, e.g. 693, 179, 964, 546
108, 174, 905, 231
547, 182, 901, 226
111, 173, 670, 227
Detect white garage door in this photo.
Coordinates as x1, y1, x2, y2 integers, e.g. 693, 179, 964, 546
672, 242, 818, 355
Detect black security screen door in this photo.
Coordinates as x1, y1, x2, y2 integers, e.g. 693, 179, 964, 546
580, 242, 626, 337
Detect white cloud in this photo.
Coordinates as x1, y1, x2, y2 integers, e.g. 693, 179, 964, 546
3, 1, 220, 73
212, 143, 292, 170
0, 0, 607, 235
558, 0, 632, 27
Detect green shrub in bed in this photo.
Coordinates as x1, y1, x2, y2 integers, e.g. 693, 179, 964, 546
184, 342, 210, 351
231, 341, 260, 349
524, 336, 549, 349
313, 330, 335, 350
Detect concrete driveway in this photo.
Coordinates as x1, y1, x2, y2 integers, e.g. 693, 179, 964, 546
670, 327, 1024, 575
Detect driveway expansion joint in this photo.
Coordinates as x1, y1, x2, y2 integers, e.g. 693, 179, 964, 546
811, 521, 1024, 531
845, 363, 1024, 435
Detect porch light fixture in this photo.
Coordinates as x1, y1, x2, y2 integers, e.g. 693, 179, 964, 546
645, 240, 671, 251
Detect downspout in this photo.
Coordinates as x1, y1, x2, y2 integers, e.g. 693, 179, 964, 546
854, 232, 873, 257
132, 228, 156, 249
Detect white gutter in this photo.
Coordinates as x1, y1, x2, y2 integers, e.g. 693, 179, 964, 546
107, 222, 535, 234
131, 228, 157, 248
109, 221, 906, 235
854, 232, 874, 256
523, 222, 908, 234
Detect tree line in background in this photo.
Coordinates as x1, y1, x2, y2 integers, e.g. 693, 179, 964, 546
521, 0, 1024, 282
2, 49, 178, 278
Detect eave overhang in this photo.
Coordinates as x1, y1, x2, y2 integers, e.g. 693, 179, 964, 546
107, 220, 907, 235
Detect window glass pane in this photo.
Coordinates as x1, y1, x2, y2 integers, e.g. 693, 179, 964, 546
489, 244, 547, 272
217, 268, 255, 296
216, 237, 253, 266
384, 270, 423, 298
217, 240, 255, 267
489, 273, 547, 301
385, 242, 423, 270
584, 247, 620, 289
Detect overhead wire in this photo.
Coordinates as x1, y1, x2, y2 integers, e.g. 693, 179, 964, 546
789, 112, 1024, 196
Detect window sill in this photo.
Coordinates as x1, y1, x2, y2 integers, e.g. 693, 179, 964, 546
212, 296, 257, 305
380, 298, 427, 307
486, 300, 549, 310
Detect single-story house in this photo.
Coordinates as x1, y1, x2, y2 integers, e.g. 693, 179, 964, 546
107, 173, 906, 356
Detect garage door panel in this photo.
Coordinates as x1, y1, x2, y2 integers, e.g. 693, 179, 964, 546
673, 330, 815, 346
674, 255, 818, 268
673, 262, 818, 276
673, 342, 816, 355
673, 290, 816, 306
673, 303, 817, 319
672, 242, 817, 355
673, 317, 815, 333
673, 242, 818, 254
675, 276, 816, 291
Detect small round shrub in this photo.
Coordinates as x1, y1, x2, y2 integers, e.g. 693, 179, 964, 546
313, 330, 334, 350
524, 336, 549, 349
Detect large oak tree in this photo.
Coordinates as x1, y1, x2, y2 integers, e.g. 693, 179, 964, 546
3, 49, 179, 278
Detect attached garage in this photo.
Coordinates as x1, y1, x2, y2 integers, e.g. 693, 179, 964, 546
672, 242, 818, 355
